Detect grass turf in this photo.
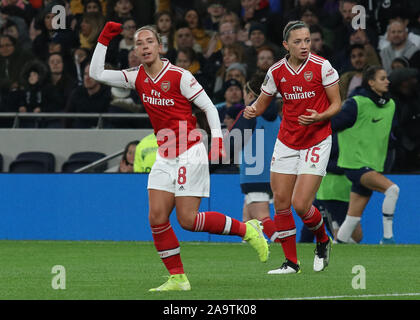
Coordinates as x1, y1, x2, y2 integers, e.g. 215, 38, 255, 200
0, 240, 419, 300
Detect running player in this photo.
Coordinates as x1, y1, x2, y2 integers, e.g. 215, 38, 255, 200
89, 22, 268, 291
244, 21, 341, 274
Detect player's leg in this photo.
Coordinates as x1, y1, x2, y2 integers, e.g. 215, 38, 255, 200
175, 196, 268, 262
244, 192, 273, 239
147, 155, 191, 292
175, 142, 268, 262
336, 191, 370, 243
148, 189, 191, 292
242, 198, 251, 223
293, 174, 331, 272
360, 171, 399, 243
266, 172, 301, 274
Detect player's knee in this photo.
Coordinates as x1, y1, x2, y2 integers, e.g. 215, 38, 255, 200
176, 212, 195, 231
385, 184, 400, 199
273, 192, 291, 209
382, 184, 399, 215
291, 198, 311, 216
148, 210, 168, 226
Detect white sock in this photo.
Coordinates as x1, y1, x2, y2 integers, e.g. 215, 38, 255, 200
337, 216, 361, 243
382, 184, 399, 239
382, 215, 393, 239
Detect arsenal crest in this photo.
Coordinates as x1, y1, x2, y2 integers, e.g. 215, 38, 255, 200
161, 81, 170, 92
304, 71, 313, 82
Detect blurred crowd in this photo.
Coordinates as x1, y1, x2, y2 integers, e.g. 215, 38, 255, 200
1, 0, 420, 172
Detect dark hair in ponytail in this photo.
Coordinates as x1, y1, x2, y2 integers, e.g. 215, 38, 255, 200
362, 65, 384, 88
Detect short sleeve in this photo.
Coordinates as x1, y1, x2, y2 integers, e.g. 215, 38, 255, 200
180, 70, 204, 101
321, 60, 339, 88
260, 69, 278, 96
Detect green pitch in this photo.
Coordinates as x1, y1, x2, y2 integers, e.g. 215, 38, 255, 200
0, 240, 419, 300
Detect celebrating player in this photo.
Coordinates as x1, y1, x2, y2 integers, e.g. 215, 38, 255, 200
89, 22, 268, 291
244, 21, 341, 274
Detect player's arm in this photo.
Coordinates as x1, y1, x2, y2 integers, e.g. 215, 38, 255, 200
89, 22, 135, 89
243, 92, 274, 119
180, 71, 225, 161
244, 70, 276, 119
298, 60, 341, 126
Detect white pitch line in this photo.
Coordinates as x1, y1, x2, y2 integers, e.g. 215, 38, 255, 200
281, 292, 420, 300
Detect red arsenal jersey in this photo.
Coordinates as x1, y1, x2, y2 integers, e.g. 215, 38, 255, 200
261, 53, 339, 150
122, 59, 204, 158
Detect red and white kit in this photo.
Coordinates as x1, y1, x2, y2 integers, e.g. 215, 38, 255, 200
261, 52, 339, 176
90, 43, 223, 196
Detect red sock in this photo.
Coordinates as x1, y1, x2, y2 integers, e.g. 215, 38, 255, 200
301, 205, 329, 243
194, 211, 246, 237
273, 208, 297, 264
261, 217, 281, 243
151, 222, 184, 275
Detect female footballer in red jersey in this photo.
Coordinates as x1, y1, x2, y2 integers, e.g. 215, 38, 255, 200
244, 21, 341, 274
90, 22, 268, 291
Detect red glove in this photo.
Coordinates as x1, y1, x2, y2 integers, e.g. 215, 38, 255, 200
209, 137, 226, 163
98, 22, 122, 46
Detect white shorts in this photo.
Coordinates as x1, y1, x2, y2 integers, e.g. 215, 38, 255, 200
245, 192, 273, 205
270, 135, 331, 176
147, 142, 210, 197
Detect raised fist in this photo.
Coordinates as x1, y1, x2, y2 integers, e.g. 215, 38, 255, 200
98, 22, 122, 46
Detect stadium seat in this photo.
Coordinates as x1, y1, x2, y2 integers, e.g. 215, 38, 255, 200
61, 152, 107, 172
9, 152, 56, 173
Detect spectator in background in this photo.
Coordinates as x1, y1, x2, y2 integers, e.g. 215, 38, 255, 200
256, 45, 276, 73
118, 140, 139, 173
155, 10, 176, 62
389, 67, 420, 172
65, 62, 111, 128
215, 79, 243, 126
203, 0, 226, 32
133, 133, 158, 173
204, 20, 238, 61
105, 0, 135, 24
184, 8, 212, 54
380, 19, 419, 74
70, 0, 104, 35
0, 34, 33, 91
391, 56, 410, 70
240, 0, 282, 43
213, 61, 247, 103
79, 11, 105, 50
309, 24, 333, 62
0, 17, 32, 51
333, 28, 380, 74
47, 52, 77, 112
244, 22, 283, 77
299, 4, 334, 49
71, 46, 90, 86
329, 0, 358, 52
13, 59, 58, 127
174, 23, 202, 53
213, 43, 244, 97
175, 47, 209, 93
32, 1, 77, 61
339, 44, 368, 99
